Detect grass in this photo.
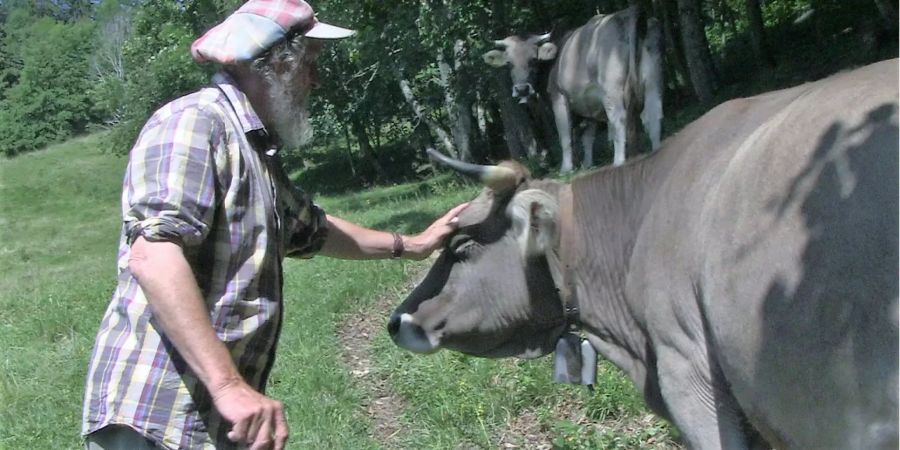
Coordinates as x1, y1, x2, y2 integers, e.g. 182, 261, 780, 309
0, 132, 677, 449
0, 133, 124, 449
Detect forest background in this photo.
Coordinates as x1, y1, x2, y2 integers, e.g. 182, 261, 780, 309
1, 0, 897, 180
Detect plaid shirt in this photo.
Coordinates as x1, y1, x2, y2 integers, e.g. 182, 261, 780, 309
82, 72, 328, 449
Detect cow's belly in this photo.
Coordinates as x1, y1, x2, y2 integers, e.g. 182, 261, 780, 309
555, 81, 609, 122
698, 93, 899, 448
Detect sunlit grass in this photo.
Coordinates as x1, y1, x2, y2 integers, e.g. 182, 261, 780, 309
0, 133, 675, 449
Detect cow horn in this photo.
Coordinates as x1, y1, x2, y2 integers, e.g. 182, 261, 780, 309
426, 148, 519, 192
493, 39, 507, 47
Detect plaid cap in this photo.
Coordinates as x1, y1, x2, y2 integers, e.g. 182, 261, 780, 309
191, 0, 355, 64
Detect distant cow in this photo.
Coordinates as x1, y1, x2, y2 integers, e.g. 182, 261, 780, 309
483, 6, 663, 171
390, 60, 899, 449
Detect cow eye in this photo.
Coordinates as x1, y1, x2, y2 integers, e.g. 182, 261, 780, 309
447, 233, 477, 260
453, 239, 482, 260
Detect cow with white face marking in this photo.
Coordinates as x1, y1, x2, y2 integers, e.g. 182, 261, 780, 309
483, 6, 663, 171
389, 60, 899, 449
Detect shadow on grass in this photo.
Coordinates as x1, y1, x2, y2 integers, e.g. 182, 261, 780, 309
369, 211, 441, 235
283, 139, 428, 196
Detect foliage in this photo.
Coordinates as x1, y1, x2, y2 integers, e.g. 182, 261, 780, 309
1, 0, 895, 161
108, 1, 215, 153
0, 14, 96, 156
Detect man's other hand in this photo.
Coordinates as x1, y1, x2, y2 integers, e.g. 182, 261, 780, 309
212, 377, 289, 450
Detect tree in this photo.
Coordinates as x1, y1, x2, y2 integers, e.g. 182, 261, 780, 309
676, 0, 718, 103
744, 0, 774, 67
651, 0, 692, 100
872, 0, 898, 32
0, 16, 97, 155
89, 0, 137, 125
109, 1, 217, 153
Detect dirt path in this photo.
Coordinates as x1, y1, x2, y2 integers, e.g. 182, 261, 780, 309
336, 265, 679, 449
336, 263, 563, 449
336, 282, 410, 447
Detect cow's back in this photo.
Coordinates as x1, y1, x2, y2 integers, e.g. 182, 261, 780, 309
632, 59, 899, 448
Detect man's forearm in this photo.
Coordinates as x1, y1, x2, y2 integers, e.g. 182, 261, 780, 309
318, 204, 467, 261
128, 237, 241, 391
318, 214, 411, 259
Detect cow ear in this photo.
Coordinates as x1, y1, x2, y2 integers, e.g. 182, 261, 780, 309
537, 42, 558, 61
507, 189, 559, 258
483, 49, 508, 67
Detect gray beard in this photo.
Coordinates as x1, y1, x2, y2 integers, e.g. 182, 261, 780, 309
267, 76, 313, 149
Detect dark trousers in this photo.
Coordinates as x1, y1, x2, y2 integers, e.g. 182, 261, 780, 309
84, 425, 159, 450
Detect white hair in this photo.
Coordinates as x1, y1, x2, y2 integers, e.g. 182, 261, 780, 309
250, 35, 314, 148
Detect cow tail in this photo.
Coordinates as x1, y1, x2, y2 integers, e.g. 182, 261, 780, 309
628, 5, 647, 112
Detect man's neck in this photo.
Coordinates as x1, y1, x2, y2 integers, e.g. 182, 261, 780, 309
225, 66, 274, 129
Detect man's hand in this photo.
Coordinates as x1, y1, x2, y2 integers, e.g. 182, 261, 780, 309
405, 203, 469, 260
212, 377, 289, 450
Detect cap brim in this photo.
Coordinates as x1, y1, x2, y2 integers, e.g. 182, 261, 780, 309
304, 22, 355, 39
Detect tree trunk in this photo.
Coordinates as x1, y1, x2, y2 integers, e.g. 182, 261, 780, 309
437, 40, 474, 162
351, 116, 385, 181
526, 97, 558, 160
452, 40, 476, 163
485, 105, 510, 162
398, 76, 456, 155
676, 0, 718, 103
473, 91, 489, 161
653, 0, 691, 98
745, 0, 774, 67
342, 123, 357, 177
873, 0, 899, 30
490, 72, 539, 160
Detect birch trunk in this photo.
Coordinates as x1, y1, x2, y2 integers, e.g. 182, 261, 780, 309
437, 40, 474, 162
398, 77, 456, 155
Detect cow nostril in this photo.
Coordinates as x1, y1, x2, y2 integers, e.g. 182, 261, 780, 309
387, 314, 401, 336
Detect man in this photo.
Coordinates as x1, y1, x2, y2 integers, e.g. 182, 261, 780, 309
81, 1, 467, 449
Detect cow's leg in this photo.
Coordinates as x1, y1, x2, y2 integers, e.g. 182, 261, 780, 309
656, 348, 752, 450
550, 93, 574, 173
606, 104, 627, 166
641, 88, 663, 151
580, 121, 598, 169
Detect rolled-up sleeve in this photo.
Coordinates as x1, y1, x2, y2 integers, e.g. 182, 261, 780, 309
123, 108, 221, 248
282, 183, 329, 259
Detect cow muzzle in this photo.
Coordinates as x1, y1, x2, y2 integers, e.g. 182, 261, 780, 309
388, 313, 439, 354
512, 83, 535, 103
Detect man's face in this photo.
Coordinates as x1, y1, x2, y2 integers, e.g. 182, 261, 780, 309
266, 39, 324, 149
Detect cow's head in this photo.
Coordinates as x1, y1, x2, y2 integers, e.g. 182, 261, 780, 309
483, 33, 558, 104
388, 149, 568, 358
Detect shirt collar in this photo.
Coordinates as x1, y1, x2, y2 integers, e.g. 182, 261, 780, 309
212, 71, 266, 133
212, 71, 282, 155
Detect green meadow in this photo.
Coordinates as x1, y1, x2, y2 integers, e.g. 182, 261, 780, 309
0, 132, 676, 449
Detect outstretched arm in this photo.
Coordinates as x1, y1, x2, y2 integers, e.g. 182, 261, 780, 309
319, 203, 468, 260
